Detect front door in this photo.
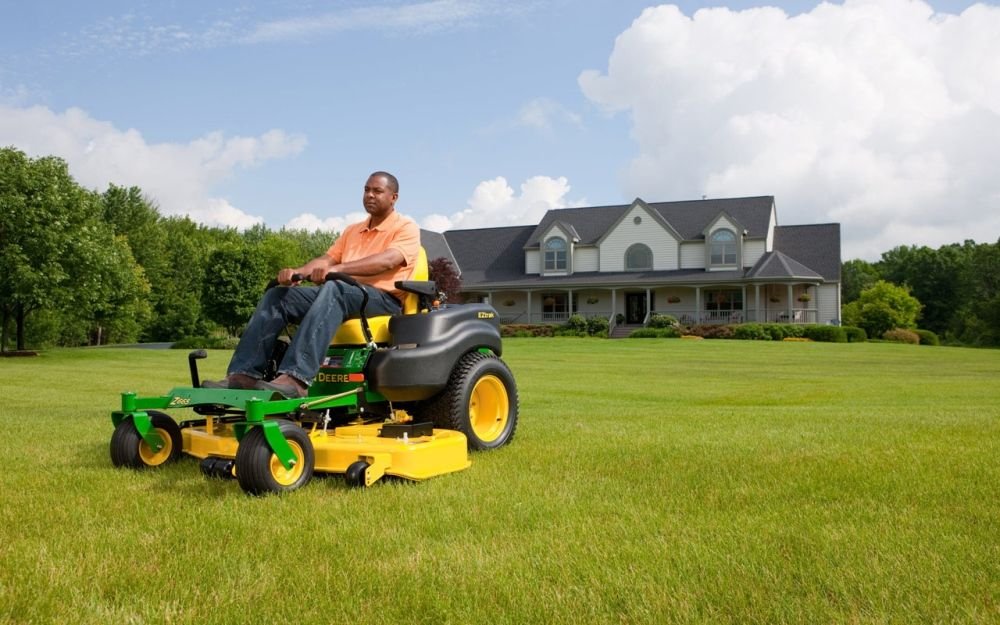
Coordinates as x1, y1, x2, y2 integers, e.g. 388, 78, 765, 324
626, 293, 646, 324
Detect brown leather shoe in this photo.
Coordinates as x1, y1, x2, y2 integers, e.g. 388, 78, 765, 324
255, 374, 308, 398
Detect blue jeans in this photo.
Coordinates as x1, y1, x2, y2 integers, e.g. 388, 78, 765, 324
228, 281, 401, 386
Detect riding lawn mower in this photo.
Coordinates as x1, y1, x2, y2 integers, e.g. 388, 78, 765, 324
109, 250, 518, 495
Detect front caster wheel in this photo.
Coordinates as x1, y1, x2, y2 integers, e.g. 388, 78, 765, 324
344, 460, 370, 488
110, 411, 183, 469
235, 420, 314, 496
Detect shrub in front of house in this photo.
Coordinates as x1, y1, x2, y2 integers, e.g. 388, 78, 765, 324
842, 326, 867, 342
648, 314, 679, 329
802, 325, 847, 343
586, 316, 609, 336
883, 328, 920, 344
629, 327, 681, 338
685, 324, 735, 339
501, 324, 554, 338
914, 329, 940, 346
733, 323, 770, 340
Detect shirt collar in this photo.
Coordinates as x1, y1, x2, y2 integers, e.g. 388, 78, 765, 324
363, 210, 398, 232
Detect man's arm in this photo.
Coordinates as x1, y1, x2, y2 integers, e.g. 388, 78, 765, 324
276, 249, 405, 285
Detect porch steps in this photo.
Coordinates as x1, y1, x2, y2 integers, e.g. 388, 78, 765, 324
609, 324, 643, 339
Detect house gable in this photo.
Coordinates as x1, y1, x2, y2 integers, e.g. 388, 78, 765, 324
533, 221, 579, 276
702, 211, 746, 271
596, 199, 681, 272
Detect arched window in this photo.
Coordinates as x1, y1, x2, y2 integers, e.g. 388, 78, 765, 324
625, 243, 653, 271
544, 237, 567, 271
710, 229, 737, 266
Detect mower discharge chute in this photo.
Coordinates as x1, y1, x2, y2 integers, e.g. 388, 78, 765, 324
109, 252, 518, 495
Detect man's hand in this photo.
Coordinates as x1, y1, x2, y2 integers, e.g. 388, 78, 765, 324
309, 266, 329, 283
277, 268, 299, 286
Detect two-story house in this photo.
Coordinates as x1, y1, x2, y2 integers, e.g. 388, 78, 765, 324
421, 195, 841, 328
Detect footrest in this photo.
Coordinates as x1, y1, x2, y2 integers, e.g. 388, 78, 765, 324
379, 422, 434, 439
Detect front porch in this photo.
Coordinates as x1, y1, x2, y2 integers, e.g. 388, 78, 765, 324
465, 283, 826, 327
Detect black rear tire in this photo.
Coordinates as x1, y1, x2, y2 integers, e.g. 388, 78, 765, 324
414, 352, 518, 451
110, 411, 183, 469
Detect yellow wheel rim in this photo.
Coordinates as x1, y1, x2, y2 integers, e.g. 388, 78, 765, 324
269, 441, 305, 487
469, 374, 509, 442
138, 427, 173, 466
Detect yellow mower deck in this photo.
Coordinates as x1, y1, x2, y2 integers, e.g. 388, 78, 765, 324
184, 418, 471, 485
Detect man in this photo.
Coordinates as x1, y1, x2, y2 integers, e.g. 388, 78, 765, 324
205, 171, 420, 397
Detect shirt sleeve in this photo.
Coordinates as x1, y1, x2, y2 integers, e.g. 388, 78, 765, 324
389, 218, 421, 268
325, 228, 347, 263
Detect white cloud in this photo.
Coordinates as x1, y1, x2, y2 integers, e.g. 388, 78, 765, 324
579, 0, 1000, 260
285, 211, 368, 233
246, 0, 515, 43
422, 175, 586, 231
515, 97, 583, 132
0, 104, 307, 229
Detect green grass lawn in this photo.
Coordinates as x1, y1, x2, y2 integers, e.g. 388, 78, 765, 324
1, 339, 998, 625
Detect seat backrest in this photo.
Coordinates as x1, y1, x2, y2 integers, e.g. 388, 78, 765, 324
402, 247, 429, 315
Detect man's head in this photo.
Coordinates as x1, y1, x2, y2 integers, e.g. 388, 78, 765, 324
363, 171, 399, 221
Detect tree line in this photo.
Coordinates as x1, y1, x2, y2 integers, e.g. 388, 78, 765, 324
1, 147, 334, 352
3, 146, 998, 350
842, 241, 1000, 346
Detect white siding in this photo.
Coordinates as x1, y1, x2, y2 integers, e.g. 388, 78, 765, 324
712, 216, 738, 233
600, 205, 679, 272
817, 283, 841, 325
680, 242, 703, 269
743, 239, 766, 267
525, 250, 540, 274
575, 247, 599, 272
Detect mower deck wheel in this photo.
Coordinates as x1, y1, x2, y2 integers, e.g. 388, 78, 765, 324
344, 460, 370, 488
235, 420, 314, 496
110, 411, 183, 469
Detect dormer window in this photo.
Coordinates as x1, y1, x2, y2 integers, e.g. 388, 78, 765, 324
710, 229, 737, 266
625, 243, 652, 271
544, 237, 567, 271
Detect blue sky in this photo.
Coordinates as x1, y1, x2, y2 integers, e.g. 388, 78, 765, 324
2, 0, 998, 260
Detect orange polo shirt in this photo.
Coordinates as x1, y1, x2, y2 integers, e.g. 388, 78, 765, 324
325, 210, 420, 300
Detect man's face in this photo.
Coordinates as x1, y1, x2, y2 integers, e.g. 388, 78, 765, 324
363, 175, 397, 219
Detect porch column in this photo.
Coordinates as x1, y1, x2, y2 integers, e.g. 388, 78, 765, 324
695, 286, 702, 324
754, 284, 760, 323
611, 289, 617, 323
526, 291, 532, 324
568, 290, 574, 316
486, 290, 493, 305
646, 288, 651, 323
786, 284, 794, 319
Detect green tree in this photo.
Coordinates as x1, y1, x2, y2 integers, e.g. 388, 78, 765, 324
842, 280, 922, 339
841, 259, 880, 303
0, 148, 101, 350
877, 244, 965, 335
202, 243, 269, 336
952, 239, 1000, 346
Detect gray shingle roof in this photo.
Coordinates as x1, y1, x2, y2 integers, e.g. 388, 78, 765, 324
772, 224, 841, 281
525, 196, 775, 247
747, 250, 823, 280
440, 225, 535, 284
419, 229, 458, 274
